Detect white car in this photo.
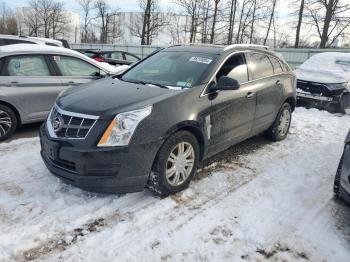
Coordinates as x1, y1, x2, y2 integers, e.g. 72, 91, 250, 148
0, 44, 129, 140
295, 52, 350, 113
0, 34, 65, 47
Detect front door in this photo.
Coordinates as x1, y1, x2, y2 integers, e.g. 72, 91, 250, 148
208, 53, 256, 155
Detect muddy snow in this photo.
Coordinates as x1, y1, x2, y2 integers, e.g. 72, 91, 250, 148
1, 107, 350, 262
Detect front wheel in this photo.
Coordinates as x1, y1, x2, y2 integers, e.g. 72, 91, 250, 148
265, 103, 292, 141
147, 131, 199, 196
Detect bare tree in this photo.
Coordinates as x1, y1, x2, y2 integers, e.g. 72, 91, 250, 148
227, 0, 237, 44
209, 0, 221, 43
306, 0, 350, 48
130, 0, 169, 45
263, 0, 277, 45
0, 3, 17, 35
95, 0, 120, 43
294, 0, 305, 48
76, 0, 95, 43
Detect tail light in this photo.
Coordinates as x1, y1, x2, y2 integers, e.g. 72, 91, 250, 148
94, 57, 105, 62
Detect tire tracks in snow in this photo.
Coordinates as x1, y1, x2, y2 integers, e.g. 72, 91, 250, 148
13, 136, 269, 261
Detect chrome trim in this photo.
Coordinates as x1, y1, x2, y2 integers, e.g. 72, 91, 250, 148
46, 104, 99, 140
224, 44, 269, 51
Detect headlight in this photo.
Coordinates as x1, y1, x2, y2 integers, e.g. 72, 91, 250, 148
97, 106, 152, 147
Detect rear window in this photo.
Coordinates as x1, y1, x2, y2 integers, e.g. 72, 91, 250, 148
270, 56, 284, 74
6, 55, 51, 76
248, 53, 274, 80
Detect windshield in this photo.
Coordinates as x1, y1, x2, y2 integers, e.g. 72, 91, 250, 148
121, 51, 218, 89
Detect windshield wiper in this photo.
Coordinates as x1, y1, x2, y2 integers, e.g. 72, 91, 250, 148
144, 82, 169, 89
120, 78, 169, 89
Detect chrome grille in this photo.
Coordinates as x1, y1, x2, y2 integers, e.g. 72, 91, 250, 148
47, 105, 99, 139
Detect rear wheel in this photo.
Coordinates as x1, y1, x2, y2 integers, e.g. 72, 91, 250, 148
265, 103, 292, 141
147, 131, 199, 196
334, 154, 344, 199
340, 93, 350, 114
0, 104, 17, 141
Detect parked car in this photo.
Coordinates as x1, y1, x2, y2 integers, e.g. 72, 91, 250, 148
40, 44, 296, 195
0, 34, 66, 47
334, 129, 350, 205
0, 44, 127, 141
84, 50, 140, 66
295, 52, 350, 114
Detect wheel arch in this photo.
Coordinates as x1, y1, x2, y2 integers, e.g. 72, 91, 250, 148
162, 121, 207, 163
0, 100, 21, 126
284, 96, 296, 111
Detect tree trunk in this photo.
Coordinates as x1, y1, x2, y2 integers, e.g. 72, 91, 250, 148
210, 0, 219, 44
320, 0, 334, 48
263, 0, 277, 45
236, 0, 246, 43
249, 0, 257, 44
294, 0, 304, 48
227, 0, 236, 44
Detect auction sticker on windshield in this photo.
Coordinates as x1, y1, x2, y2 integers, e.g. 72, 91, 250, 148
189, 57, 213, 64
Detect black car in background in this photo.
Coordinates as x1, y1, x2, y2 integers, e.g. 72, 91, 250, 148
40, 44, 296, 196
84, 50, 140, 66
334, 130, 350, 205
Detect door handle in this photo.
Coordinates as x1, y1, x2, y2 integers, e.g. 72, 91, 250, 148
246, 92, 255, 99
276, 80, 282, 87
4, 81, 19, 87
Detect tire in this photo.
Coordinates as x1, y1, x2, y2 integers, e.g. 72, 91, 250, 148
340, 93, 350, 114
147, 130, 200, 196
334, 154, 344, 199
0, 104, 17, 141
265, 103, 292, 142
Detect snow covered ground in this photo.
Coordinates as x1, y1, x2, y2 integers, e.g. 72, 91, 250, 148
1, 107, 350, 262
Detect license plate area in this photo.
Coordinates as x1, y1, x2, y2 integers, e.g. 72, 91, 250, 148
43, 140, 60, 161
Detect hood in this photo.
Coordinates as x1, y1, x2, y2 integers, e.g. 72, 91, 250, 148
57, 77, 180, 119
295, 68, 349, 84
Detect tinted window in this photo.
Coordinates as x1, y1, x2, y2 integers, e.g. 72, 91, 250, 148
122, 51, 218, 88
216, 54, 248, 84
4, 39, 35, 45
53, 55, 100, 76
6, 55, 51, 76
125, 53, 139, 62
270, 56, 284, 74
248, 53, 274, 79
110, 52, 123, 60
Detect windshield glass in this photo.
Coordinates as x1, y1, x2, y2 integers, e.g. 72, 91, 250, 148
121, 51, 218, 89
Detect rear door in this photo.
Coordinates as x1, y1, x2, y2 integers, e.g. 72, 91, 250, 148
49, 55, 102, 87
208, 53, 257, 154
246, 52, 283, 133
0, 54, 63, 121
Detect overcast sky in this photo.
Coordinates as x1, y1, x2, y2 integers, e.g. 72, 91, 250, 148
5, 0, 292, 17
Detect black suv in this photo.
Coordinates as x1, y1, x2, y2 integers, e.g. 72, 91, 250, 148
40, 44, 296, 195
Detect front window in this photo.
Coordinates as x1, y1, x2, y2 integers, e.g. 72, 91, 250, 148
53, 55, 100, 77
121, 51, 218, 89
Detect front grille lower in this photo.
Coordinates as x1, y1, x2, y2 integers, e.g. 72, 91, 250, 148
48, 105, 98, 139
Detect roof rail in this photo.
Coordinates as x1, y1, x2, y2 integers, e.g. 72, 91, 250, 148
224, 44, 269, 51
169, 43, 224, 48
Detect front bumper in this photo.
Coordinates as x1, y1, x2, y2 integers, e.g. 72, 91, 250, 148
40, 124, 162, 194
339, 144, 350, 204
297, 91, 341, 112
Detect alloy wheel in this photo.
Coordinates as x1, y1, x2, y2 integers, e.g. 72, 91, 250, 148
278, 108, 291, 136
165, 142, 195, 186
0, 110, 12, 138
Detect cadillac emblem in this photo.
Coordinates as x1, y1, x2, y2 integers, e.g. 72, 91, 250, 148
53, 116, 63, 132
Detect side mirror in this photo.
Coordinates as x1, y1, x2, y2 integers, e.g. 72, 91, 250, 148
212, 76, 240, 91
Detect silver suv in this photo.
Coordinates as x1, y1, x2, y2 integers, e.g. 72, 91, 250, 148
0, 44, 125, 141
